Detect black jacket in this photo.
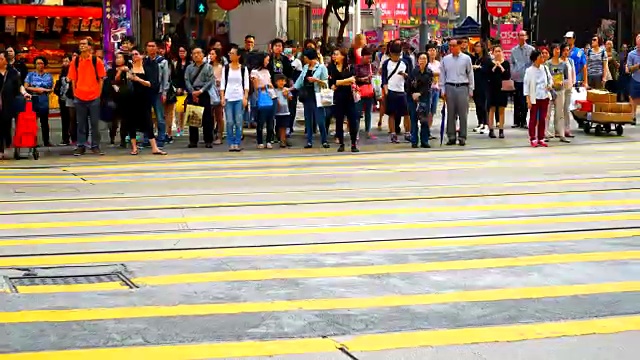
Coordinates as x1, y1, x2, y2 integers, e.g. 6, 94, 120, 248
142, 57, 161, 94
409, 66, 434, 102
268, 54, 293, 85
9, 60, 28, 84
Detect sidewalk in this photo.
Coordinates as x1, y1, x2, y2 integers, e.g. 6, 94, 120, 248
14, 107, 640, 160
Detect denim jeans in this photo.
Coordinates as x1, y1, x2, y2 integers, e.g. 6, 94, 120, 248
429, 89, 440, 115
151, 94, 166, 144
244, 94, 257, 126
74, 98, 101, 149
225, 100, 244, 146
303, 97, 327, 145
412, 99, 432, 146
356, 97, 374, 132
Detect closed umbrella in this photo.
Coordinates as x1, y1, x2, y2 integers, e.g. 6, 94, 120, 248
440, 100, 446, 146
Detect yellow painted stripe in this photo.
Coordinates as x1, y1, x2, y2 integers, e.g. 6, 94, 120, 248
15, 282, 128, 294
17, 251, 640, 294
1, 229, 637, 267
2, 188, 637, 216
2, 281, 639, 324
3, 315, 640, 359
3, 198, 640, 231
3, 175, 639, 205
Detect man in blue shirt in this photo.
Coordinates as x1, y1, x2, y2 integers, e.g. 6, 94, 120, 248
565, 31, 587, 86
627, 34, 640, 123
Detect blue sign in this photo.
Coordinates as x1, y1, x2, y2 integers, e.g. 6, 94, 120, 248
512, 2, 523, 13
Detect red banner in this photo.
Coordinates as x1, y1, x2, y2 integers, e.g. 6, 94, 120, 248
377, 0, 409, 20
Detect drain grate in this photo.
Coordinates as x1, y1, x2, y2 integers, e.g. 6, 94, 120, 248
9, 272, 137, 293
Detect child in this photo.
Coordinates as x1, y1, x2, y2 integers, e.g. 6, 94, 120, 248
274, 74, 293, 147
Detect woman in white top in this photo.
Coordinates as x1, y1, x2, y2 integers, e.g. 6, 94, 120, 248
251, 53, 276, 148
220, 44, 250, 152
561, 43, 576, 138
523, 49, 553, 147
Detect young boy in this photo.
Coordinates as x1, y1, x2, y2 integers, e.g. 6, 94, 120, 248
274, 74, 293, 147
381, 42, 409, 143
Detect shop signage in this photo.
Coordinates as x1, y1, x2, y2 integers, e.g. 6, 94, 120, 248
103, 0, 132, 64
486, 0, 513, 17
379, 0, 409, 21
4, 16, 15, 34
364, 30, 380, 44
490, 24, 522, 59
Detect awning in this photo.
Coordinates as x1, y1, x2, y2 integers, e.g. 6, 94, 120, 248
0, 5, 102, 18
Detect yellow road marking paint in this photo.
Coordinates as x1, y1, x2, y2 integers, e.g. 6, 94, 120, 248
2, 211, 639, 251
0, 229, 637, 268
2, 281, 639, 323
2, 175, 639, 205
3, 315, 640, 359
2, 197, 639, 231
15, 282, 129, 294
1, 188, 637, 216
15, 251, 640, 294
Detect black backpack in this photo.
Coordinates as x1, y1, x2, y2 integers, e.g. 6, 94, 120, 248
66, 55, 100, 98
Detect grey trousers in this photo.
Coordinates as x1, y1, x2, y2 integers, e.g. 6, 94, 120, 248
75, 98, 101, 149
445, 84, 470, 140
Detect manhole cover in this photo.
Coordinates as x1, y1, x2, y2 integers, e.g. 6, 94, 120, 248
8, 273, 136, 293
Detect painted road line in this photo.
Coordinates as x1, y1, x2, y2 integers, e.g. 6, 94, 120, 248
3, 175, 640, 205
2, 188, 638, 216
2, 281, 640, 323
14, 282, 130, 294
2, 315, 640, 359
14, 251, 640, 294
0, 229, 637, 267
2, 198, 640, 231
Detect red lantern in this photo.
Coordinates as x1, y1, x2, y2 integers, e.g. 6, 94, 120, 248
217, 0, 240, 11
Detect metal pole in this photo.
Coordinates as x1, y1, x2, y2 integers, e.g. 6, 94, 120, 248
496, 15, 501, 41
419, 0, 428, 51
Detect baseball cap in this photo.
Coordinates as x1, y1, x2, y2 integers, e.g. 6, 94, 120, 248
564, 31, 575, 38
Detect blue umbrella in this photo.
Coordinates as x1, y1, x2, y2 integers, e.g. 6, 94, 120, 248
440, 100, 446, 146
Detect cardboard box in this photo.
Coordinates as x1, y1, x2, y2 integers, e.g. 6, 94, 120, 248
593, 103, 616, 112
586, 90, 616, 103
615, 102, 633, 113
590, 112, 634, 124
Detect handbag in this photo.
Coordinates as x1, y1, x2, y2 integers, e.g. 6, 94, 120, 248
501, 79, 515, 91
352, 85, 362, 103
208, 84, 221, 106
185, 103, 205, 127
315, 88, 334, 107
257, 88, 273, 109
358, 64, 375, 98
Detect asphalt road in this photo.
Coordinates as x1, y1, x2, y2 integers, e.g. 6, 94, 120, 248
1, 139, 640, 359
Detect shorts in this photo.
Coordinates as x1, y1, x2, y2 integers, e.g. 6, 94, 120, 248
385, 90, 407, 117
275, 114, 290, 129
630, 79, 640, 99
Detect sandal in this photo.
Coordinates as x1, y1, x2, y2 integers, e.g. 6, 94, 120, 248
130, 149, 139, 155
152, 150, 168, 155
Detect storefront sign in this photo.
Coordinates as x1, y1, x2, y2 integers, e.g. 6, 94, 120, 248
4, 16, 15, 34
490, 24, 522, 60
379, 0, 409, 21
364, 30, 380, 44
104, 0, 132, 64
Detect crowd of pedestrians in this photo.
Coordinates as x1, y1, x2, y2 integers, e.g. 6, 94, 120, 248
0, 31, 639, 160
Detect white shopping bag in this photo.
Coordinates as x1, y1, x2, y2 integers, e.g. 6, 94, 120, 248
569, 87, 587, 111
315, 89, 334, 107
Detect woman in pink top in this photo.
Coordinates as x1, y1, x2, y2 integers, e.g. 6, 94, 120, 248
251, 53, 276, 148
426, 45, 441, 136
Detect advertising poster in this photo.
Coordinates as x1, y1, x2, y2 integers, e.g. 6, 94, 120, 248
490, 24, 522, 60
103, 0, 133, 64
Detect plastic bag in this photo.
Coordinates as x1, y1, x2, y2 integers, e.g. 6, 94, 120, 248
569, 87, 587, 111
185, 104, 205, 128
315, 89, 334, 107
372, 75, 382, 99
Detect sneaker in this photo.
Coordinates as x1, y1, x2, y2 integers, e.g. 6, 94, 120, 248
213, 139, 222, 145
538, 140, 549, 147
266, 143, 273, 149
257, 144, 265, 149
473, 125, 482, 133
530, 140, 538, 147
91, 147, 105, 155
479, 125, 488, 135
167, 136, 174, 144
322, 143, 330, 149
559, 137, 571, 143
304, 143, 312, 149
404, 132, 411, 142
392, 134, 400, 143
351, 145, 359, 152
74, 147, 86, 156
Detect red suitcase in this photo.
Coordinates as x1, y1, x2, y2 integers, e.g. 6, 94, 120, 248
13, 101, 39, 160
